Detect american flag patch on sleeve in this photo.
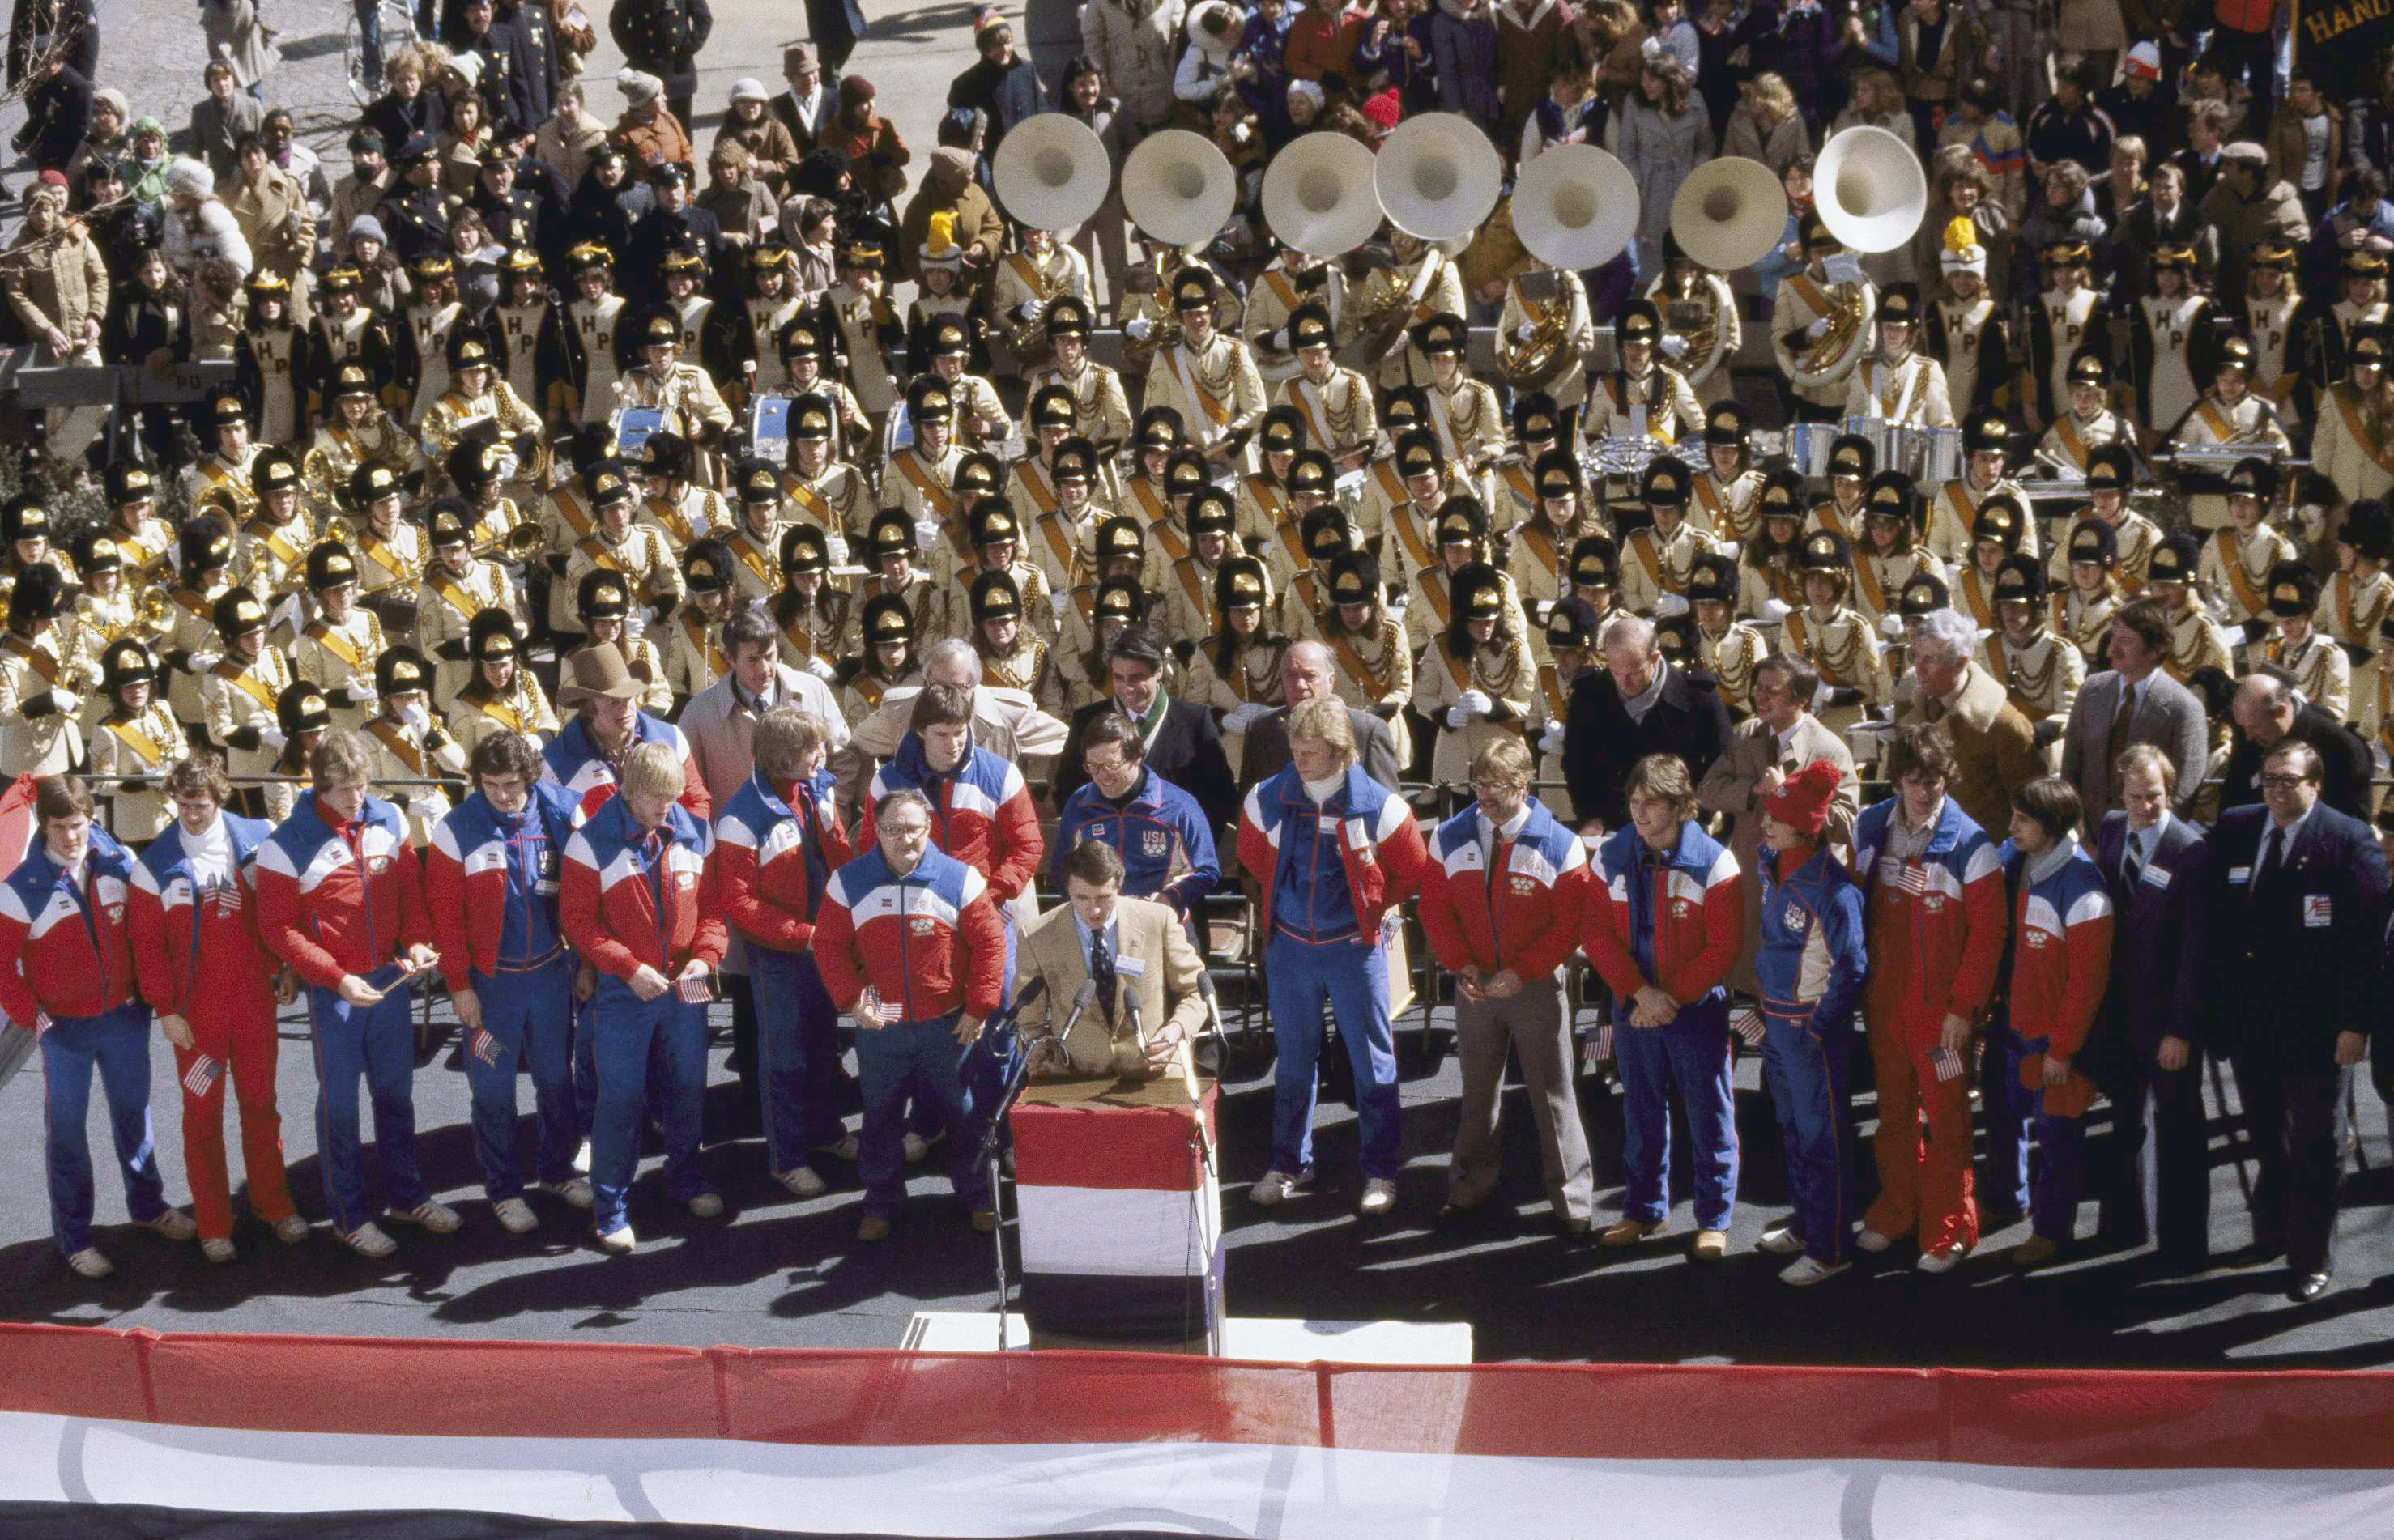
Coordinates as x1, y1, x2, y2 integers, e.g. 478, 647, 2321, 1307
182, 1054, 223, 1098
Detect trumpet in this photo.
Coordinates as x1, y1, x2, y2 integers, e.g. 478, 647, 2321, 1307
138, 587, 172, 628
473, 521, 547, 564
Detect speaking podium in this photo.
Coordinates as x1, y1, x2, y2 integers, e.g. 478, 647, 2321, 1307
1010, 1075, 1222, 1355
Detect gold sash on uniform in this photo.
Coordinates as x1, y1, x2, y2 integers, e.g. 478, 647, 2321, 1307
1517, 523, 1557, 581
1390, 504, 1439, 576
1629, 530, 1665, 589
2054, 416, 2093, 470
1174, 558, 1216, 632
1171, 343, 1231, 427
1329, 628, 1389, 700
1244, 475, 1290, 529
2213, 529, 2270, 617
891, 453, 953, 517
245, 519, 305, 570
731, 535, 777, 591
212, 657, 280, 713
429, 572, 479, 620
1787, 274, 1829, 317
464, 690, 525, 733
681, 610, 727, 676
2332, 385, 2394, 477
1037, 511, 1078, 580
576, 534, 632, 575
1851, 555, 1892, 616
1016, 461, 1059, 517
304, 620, 367, 672
367, 719, 430, 776
551, 486, 596, 541
104, 714, 172, 765
1417, 572, 1452, 627
2, 634, 58, 685
2195, 400, 2236, 443
359, 528, 410, 581
785, 478, 835, 532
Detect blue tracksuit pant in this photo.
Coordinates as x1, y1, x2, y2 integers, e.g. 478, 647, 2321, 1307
308, 964, 427, 1235
1266, 932, 1400, 1181
1616, 997, 1739, 1230
752, 946, 844, 1174
572, 993, 598, 1143
1761, 1010, 1851, 1265
1985, 1025, 2086, 1240
589, 981, 709, 1234
40, 1002, 167, 1256
856, 1012, 990, 1219
464, 954, 578, 1201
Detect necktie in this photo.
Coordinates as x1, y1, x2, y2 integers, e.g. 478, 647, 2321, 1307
2254, 827, 2281, 893
2111, 679, 2136, 751
1924, 698, 1945, 723
2121, 830, 2145, 890
1091, 925, 1117, 1025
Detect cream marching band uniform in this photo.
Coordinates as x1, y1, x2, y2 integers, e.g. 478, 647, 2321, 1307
1412, 628, 1536, 784
2169, 392, 2292, 530
2311, 381, 2394, 509
416, 555, 516, 700
420, 379, 543, 471
2034, 404, 2128, 476
1689, 466, 1764, 544
1770, 269, 1876, 414
446, 670, 560, 751
2319, 563, 2394, 734
641, 481, 734, 559
989, 241, 1093, 367
361, 708, 467, 849
1695, 615, 1770, 717
615, 359, 735, 447
663, 602, 734, 699
1582, 362, 1705, 445
2198, 522, 2299, 627
1350, 243, 1465, 389
402, 296, 464, 424
1841, 351, 1956, 426
2246, 290, 2302, 412
2132, 291, 2209, 441
0, 625, 82, 775
1852, 547, 1946, 633
1981, 623, 2085, 765
1643, 269, 1736, 402
86, 698, 185, 838
2268, 627, 2351, 721
1244, 258, 1347, 387
1143, 330, 1266, 461
1783, 602, 1891, 731
349, 515, 427, 613
2034, 287, 2101, 421
1272, 359, 1378, 471
200, 645, 294, 785
1406, 563, 1530, 656
2048, 510, 2162, 594
564, 522, 681, 619
1323, 615, 1414, 764
1928, 472, 2034, 567
1502, 268, 1598, 412
2050, 584, 2120, 663
1932, 295, 1999, 417
160, 578, 234, 730
292, 607, 386, 730
1028, 354, 1135, 449
1618, 520, 1719, 618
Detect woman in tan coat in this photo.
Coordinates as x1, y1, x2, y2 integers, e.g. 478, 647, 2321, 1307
715, 78, 802, 198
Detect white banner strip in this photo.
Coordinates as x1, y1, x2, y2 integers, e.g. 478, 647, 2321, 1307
1014, 1181, 1221, 1278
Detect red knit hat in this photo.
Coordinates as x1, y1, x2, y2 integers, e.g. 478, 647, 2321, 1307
1763, 759, 1842, 836
1361, 90, 1401, 131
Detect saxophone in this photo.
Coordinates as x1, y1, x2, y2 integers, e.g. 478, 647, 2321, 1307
1503, 270, 1578, 394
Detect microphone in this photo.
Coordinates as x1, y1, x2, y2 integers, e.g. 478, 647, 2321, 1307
1008, 974, 1048, 1018
1056, 978, 1097, 1055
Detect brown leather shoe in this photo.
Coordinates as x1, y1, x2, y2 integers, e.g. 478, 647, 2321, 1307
1693, 1228, 1728, 1261
2010, 1233, 2061, 1269
856, 1215, 893, 1243
1599, 1218, 1666, 1247
970, 1207, 999, 1233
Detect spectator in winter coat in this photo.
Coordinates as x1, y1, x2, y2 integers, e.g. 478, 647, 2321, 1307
190, 58, 262, 185
2199, 141, 2310, 311
1079, 0, 1186, 136
715, 77, 801, 198
948, 9, 1052, 153
12, 51, 87, 175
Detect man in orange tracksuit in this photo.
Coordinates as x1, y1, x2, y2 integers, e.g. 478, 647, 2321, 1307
1848, 721, 2008, 1270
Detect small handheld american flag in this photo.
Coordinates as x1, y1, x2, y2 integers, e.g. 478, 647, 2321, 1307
1582, 1023, 1614, 1073
469, 1027, 503, 1068
676, 973, 715, 1005
1732, 1009, 1766, 1048
1930, 1046, 1964, 1083
181, 1054, 223, 1098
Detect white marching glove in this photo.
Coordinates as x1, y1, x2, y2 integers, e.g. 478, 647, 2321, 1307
1762, 598, 1792, 622
48, 688, 81, 715
345, 679, 378, 705
1538, 722, 1564, 755
403, 701, 432, 734
1270, 327, 1290, 351
1806, 317, 1830, 341
187, 650, 221, 674
1458, 688, 1493, 715
1020, 298, 1045, 323
1515, 321, 1538, 342
407, 793, 442, 823
2298, 502, 2328, 539
807, 653, 837, 681
1125, 317, 1153, 342
1445, 704, 1473, 729
258, 725, 288, 753
915, 518, 947, 552
826, 534, 850, 566
1655, 592, 1690, 618
1811, 680, 1834, 713
1878, 612, 1906, 638
1660, 334, 1689, 359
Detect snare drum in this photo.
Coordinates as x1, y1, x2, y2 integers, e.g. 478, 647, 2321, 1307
748, 395, 793, 466
1789, 422, 1838, 478
608, 406, 667, 462
1915, 425, 1963, 483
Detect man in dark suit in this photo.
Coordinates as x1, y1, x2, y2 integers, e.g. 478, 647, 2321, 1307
2090, 742, 2211, 1267
1562, 612, 1732, 835
2221, 670, 2372, 821
2060, 599, 2212, 823
2202, 739, 2389, 1302
770, 44, 842, 151
1052, 625, 1237, 833
1235, 640, 1403, 799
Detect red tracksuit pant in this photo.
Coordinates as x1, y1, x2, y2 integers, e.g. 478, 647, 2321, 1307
174, 995, 294, 1240
1861, 1004, 1979, 1256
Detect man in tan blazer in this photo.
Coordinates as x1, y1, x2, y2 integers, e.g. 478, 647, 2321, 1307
1016, 841, 1208, 1082
1698, 651, 1861, 993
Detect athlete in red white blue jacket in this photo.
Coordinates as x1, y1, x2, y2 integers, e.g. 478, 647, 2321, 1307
0, 775, 191, 1274
812, 786, 1007, 1239
1583, 755, 1744, 1254
543, 643, 711, 826
254, 734, 451, 1257
716, 713, 855, 1198
559, 739, 727, 1253
426, 731, 589, 1231
128, 755, 303, 1259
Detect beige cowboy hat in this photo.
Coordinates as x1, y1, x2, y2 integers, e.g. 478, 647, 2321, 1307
557, 641, 643, 706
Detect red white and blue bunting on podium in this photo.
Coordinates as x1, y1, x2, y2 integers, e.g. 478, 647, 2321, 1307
2, 1322, 2392, 1536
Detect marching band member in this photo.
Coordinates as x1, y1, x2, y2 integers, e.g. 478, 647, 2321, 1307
771, 526, 853, 678
2262, 562, 2350, 722
0, 774, 195, 1277
721, 459, 786, 606
1278, 504, 1348, 640
1982, 555, 2085, 764
1808, 432, 1874, 547
2145, 534, 2237, 685
424, 731, 590, 1234
417, 500, 518, 702
2047, 445, 2160, 595
635, 432, 729, 558
1620, 460, 1719, 621
305, 266, 398, 417
2163, 335, 2291, 531
1783, 531, 1890, 737
2026, 240, 2102, 432
0, 568, 85, 778
1014, 402, 1100, 593
2308, 246, 2391, 402
198, 589, 293, 813
2126, 245, 2213, 451
488, 250, 550, 411
1051, 563, 1149, 719
70, 537, 147, 668
181, 391, 262, 512
1234, 408, 1308, 555
956, 498, 1052, 642
261, 683, 332, 825
616, 312, 734, 469
1852, 473, 1945, 637
1413, 564, 1535, 785
2322, 504, 2394, 734
777, 320, 872, 462
537, 447, 617, 649
1186, 557, 1287, 773
256, 731, 454, 1258
1143, 266, 1265, 466
662, 540, 737, 700
990, 223, 1091, 373
1416, 313, 1505, 494
232, 449, 313, 619
234, 270, 305, 445
449, 439, 533, 567
1688, 402, 1761, 544
1501, 260, 1597, 427
535, 242, 630, 428
777, 393, 871, 547
566, 457, 683, 634
1927, 410, 2033, 567
1510, 449, 1591, 631
1349, 226, 1465, 390
574, 572, 674, 717
1408, 496, 1529, 656
2053, 519, 2125, 666
1316, 551, 1413, 768
307, 362, 424, 523
394, 253, 466, 425
87, 642, 183, 840
1649, 246, 1739, 405
1925, 217, 2013, 417
885, 376, 965, 540
1246, 239, 1344, 389
1493, 394, 1565, 533
1770, 216, 1877, 422
2309, 323, 2394, 513
447, 610, 560, 751
966, 569, 1050, 698
1024, 296, 1133, 449
128, 753, 305, 1262
854, 508, 942, 646
826, 240, 905, 430
839, 595, 923, 728
656, 247, 714, 363
1585, 300, 1705, 448
1530, 598, 1599, 819
2197, 457, 2300, 637
1842, 284, 1955, 428
1271, 302, 1375, 475
2233, 240, 2303, 417
1689, 554, 1768, 717
291, 542, 386, 733
1738, 475, 1808, 623
1160, 487, 1239, 651
421, 332, 544, 483
923, 315, 1014, 452
99, 462, 173, 594
1364, 427, 1472, 591
360, 646, 468, 849
2034, 348, 2129, 477
345, 462, 428, 636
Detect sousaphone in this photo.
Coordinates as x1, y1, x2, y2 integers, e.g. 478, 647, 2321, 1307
1814, 125, 1928, 255
1374, 112, 1503, 242
1669, 156, 1788, 271
1261, 130, 1384, 257
1119, 129, 1238, 250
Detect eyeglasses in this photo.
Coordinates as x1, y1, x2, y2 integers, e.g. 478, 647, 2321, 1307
1468, 777, 1527, 795
2258, 773, 2313, 789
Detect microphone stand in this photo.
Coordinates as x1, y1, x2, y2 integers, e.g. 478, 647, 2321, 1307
982, 978, 1071, 1351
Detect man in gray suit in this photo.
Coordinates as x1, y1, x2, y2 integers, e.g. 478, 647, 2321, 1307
1236, 640, 1403, 797
1698, 652, 1860, 994
2060, 598, 2210, 823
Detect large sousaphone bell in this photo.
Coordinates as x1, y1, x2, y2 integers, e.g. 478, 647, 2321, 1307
1261, 131, 1384, 256
1669, 156, 1789, 271
1511, 143, 1640, 270
1120, 129, 1238, 249
1375, 112, 1503, 240
991, 113, 1112, 232
1814, 125, 1928, 255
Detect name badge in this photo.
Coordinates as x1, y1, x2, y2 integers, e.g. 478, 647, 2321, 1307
1116, 955, 1146, 980
2139, 865, 2170, 889
2304, 894, 2332, 927
535, 878, 560, 896
2227, 866, 2251, 885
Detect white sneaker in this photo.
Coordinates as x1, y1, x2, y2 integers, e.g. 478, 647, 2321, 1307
271, 1215, 310, 1244
597, 1223, 636, 1253
1854, 1228, 1895, 1254
1915, 1244, 1969, 1275
145, 1209, 198, 1241
1757, 1224, 1808, 1255
1357, 1178, 1397, 1217
390, 1200, 462, 1235
201, 1237, 236, 1264
538, 1177, 594, 1210
1250, 1169, 1306, 1206
572, 1138, 592, 1174
811, 1134, 860, 1163
492, 1198, 539, 1235
66, 1247, 113, 1279
1779, 1256, 1851, 1287
777, 1166, 828, 1198
341, 1222, 398, 1258
901, 1132, 929, 1164
688, 1192, 725, 1219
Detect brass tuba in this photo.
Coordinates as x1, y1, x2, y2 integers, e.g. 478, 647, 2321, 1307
1802, 282, 1870, 376
1502, 270, 1578, 394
